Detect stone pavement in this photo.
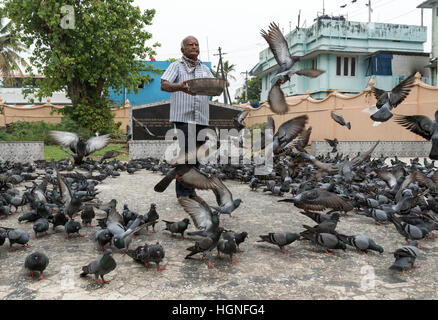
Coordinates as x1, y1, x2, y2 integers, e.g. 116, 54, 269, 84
0, 169, 437, 300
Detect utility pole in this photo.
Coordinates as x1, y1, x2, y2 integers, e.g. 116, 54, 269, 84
213, 47, 231, 104
323, 0, 325, 15
368, 0, 372, 23
241, 71, 249, 101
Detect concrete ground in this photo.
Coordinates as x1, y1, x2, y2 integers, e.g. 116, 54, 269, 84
0, 168, 437, 300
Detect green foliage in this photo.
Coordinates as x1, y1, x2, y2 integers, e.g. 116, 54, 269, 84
0, 118, 93, 144
2, 0, 160, 132
238, 76, 262, 102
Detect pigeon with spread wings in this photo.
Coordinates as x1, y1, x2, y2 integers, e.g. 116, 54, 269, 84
394, 111, 438, 160
179, 196, 221, 238
261, 22, 324, 114
50, 131, 110, 165
370, 74, 415, 123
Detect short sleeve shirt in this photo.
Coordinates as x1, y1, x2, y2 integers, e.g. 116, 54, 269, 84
161, 59, 214, 126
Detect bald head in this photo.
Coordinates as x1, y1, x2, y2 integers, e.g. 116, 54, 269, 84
181, 36, 200, 60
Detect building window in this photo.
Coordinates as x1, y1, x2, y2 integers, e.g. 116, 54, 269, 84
312, 57, 318, 70
336, 56, 357, 77
336, 57, 342, 76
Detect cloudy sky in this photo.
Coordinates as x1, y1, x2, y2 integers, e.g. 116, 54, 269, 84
135, 0, 433, 101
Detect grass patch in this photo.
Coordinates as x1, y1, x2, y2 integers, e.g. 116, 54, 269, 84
44, 143, 129, 162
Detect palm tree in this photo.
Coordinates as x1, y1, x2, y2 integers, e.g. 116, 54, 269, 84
0, 16, 29, 87
212, 60, 236, 104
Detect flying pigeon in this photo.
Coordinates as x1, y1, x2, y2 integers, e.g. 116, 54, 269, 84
394, 111, 438, 160
50, 131, 110, 165
331, 111, 351, 130
370, 74, 415, 123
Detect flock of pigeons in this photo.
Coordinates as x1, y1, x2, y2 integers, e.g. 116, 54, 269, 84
0, 22, 437, 287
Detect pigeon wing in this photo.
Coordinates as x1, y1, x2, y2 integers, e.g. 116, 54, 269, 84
53, 160, 72, 205
260, 22, 293, 71
294, 69, 325, 78
50, 131, 80, 151
211, 176, 233, 207
178, 196, 214, 231
371, 87, 387, 108
389, 75, 415, 108
178, 167, 219, 190
268, 83, 289, 115
275, 115, 308, 147
394, 115, 434, 141
85, 135, 110, 155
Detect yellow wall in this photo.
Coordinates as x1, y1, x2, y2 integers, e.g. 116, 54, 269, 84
242, 73, 438, 142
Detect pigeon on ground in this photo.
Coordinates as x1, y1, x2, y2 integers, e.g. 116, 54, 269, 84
394, 111, 438, 160
389, 241, 421, 272
143, 203, 159, 235
300, 229, 347, 254
33, 218, 50, 239
185, 227, 226, 268
337, 234, 384, 254
5, 228, 31, 251
300, 211, 340, 224
231, 231, 248, 253
257, 232, 300, 254
94, 229, 113, 252
162, 218, 191, 239
80, 248, 117, 284
50, 131, 110, 165
370, 74, 415, 123
217, 232, 238, 263
49, 209, 69, 233
25, 252, 49, 280
331, 111, 351, 130
388, 213, 429, 243
65, 219, 83, 239
81, 206, 95, 227
127, 242, 165, 271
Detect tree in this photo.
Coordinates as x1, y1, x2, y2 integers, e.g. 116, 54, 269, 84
1, 0, 160, 133
212, 60, 235, 104
238, 76, 261, 103
0, 16, 29, 87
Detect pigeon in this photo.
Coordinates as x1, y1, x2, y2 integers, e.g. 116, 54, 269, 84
331, 111, 351, 130
336, 234, 384, 254
388, 213, 429, 243
127, 242, 165, 271
217, 232, 238, 263
94, 229, 113, 252
185, 227, 226, 268
5, 228, 31, 251
370, 74, 415, 123
33, 218, 50, 239
99, 151, 120, 163
0, 228, 7, 246
49, 209, 69, 233
257, 232, 300, 254
394, 111, 438, 160
143, 203, 159, 235
300, 211, 340, 224
65, 219, 83, 239
179, 196, 221, 238
210, 177, 242, 218
81, 206, 95, 227
24, 252, 49, 280
279, 189, 353, 214
389, 241, 421, 272
162, 218, 191, 239
300, 229, 347, 254
325, 138, 339, 153
80, 248, 117, 284
265, 115, 309, 155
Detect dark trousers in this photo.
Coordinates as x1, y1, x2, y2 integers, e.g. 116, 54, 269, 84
173, 122, 209, 198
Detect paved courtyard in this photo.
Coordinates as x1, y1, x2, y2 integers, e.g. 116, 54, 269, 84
0, 168, 437, 300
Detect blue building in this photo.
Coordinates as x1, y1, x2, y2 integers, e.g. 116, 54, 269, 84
251, 17, 431, 101
108, 60, 212, 106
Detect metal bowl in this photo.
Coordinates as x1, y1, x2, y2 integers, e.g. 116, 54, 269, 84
186, 78, 226, 96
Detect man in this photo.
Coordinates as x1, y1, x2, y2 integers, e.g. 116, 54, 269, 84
161, 36, 215, 199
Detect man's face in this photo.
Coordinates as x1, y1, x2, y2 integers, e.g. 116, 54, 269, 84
181, 37, 200, 60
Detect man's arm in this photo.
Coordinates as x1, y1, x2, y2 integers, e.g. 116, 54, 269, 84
161, 79, 195, 95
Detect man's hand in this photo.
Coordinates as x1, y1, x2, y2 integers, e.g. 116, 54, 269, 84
180, 81, 196, 96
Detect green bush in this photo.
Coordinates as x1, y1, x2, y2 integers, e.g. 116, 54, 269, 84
0, 118, 94, 145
